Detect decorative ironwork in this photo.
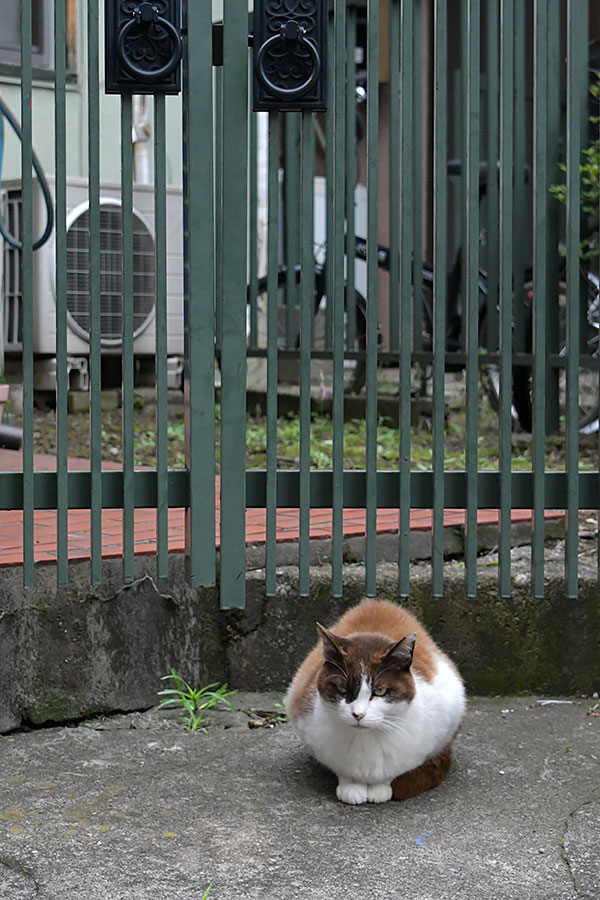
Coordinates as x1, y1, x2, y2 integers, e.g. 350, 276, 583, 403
253, 0, 327, 111
105, 0, 182, 95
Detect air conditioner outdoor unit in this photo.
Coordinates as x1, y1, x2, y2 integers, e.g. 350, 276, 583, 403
1, 176, 184, 386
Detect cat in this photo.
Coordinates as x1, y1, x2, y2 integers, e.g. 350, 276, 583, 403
286, 598, 466, 805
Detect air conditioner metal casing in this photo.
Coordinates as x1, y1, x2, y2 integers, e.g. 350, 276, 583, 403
1, 176, 184, 360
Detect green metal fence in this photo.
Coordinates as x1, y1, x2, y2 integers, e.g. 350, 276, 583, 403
0, 0, 598, 608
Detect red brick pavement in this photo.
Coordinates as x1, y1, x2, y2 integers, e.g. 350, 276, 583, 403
0, 448, 563, 568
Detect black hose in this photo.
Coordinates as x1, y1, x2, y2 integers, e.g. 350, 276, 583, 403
0, 94, 54, 251
0, 424, 23, 450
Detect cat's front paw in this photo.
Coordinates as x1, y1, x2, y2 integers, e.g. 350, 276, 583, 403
366, 783, 393, 803
336, 781, 368, 805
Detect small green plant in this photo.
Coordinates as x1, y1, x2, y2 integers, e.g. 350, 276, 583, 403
157, 669, 237, 732
550, 76, 599, 267
202, 884, 213, 899
273, 700, 288, 724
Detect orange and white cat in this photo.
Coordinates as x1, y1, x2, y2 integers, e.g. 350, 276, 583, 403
286, 598, 466, 805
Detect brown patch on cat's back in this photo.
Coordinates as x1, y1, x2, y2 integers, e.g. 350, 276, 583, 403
286, 643, 323, 719
327, 598, 440, 683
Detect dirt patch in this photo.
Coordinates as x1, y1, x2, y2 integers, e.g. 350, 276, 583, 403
25, 402, 186, 469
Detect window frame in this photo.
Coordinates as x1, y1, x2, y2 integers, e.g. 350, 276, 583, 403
0, 0, 55, 72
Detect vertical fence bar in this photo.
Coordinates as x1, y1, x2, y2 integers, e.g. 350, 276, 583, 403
55, 0, 68, 587
331, 0, 347, 599
412, 0, 424, 354
388, 2, 400, 354
265, 113, 279, 598
464, 0, 480, 598
595, 48, 600, 593
565, 0, 587, 597
214, 68, 224, 350
485, 0, 500, 350
485, 0, 500, 353
248, 101, 259, 349
325, 13, 335, 352
154, 94, 169, 580
121, 96, 135, 583
531, 0, 548, 598
299, 113, 314, 598
455, 0, 466, 329
88, 0, 102, 585
345, 6, 357, 352
431, 0, 448, 597
512, 0, 527, 356
220, 0, 249, 609
182, 0, 216, 586
545, 2, 561, 433
284, 115, 301, 348
20, 0, 34, 588
398, 0, 413, 597
365, 0, 379, 597
498, 0, 514, 599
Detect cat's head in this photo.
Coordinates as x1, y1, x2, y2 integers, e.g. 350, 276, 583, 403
315, 623, 417, 729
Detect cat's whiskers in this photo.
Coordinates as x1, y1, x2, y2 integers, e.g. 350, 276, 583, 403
377, 717, 411, 737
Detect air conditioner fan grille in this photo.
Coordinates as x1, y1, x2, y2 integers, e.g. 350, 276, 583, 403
66, 204, 155, 341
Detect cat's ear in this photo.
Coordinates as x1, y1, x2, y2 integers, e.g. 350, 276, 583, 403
316, 622, 348, 662
383, 632, 416, 671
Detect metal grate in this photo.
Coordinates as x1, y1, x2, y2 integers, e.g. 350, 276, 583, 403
2, 190, 24, 348
66, 202, 156, 343
2, 193, 156, 348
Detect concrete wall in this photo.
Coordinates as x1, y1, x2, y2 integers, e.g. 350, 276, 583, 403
1, 555, 599, 734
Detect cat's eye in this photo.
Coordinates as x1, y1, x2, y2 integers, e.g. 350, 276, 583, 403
373, 685, 387, 697
336, 683, 347, 695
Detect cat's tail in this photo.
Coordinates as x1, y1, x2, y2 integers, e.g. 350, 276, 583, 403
390, 744, 453, 801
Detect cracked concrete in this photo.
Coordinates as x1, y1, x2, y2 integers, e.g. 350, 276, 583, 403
0, 556, 225, 733
0, 857, 39, 898
562, 801, 600, 898
111, 573, 178, 606
0, 695, 598, 900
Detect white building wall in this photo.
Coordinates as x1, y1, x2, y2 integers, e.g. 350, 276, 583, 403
0, 0, 239, 187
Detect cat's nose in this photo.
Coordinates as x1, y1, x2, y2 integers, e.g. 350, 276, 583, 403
353, 711, 365, 721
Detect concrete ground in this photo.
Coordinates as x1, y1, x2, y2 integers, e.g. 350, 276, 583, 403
0, 695, 598, 900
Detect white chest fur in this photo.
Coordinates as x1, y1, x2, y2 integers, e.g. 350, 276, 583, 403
292, 656, 465, 785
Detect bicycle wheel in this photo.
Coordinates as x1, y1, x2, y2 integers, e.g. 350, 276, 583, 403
420, 264, 535, 431
420, 268, 534, 431
245, 272, 288, 392
482, 273, 600, 433
551, 274, 600, 433
478, 285, 533, 433
248, 270, 288, 350
419, 265, 471, 373
345, 289, 368, 394
249, 273, 370, 395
